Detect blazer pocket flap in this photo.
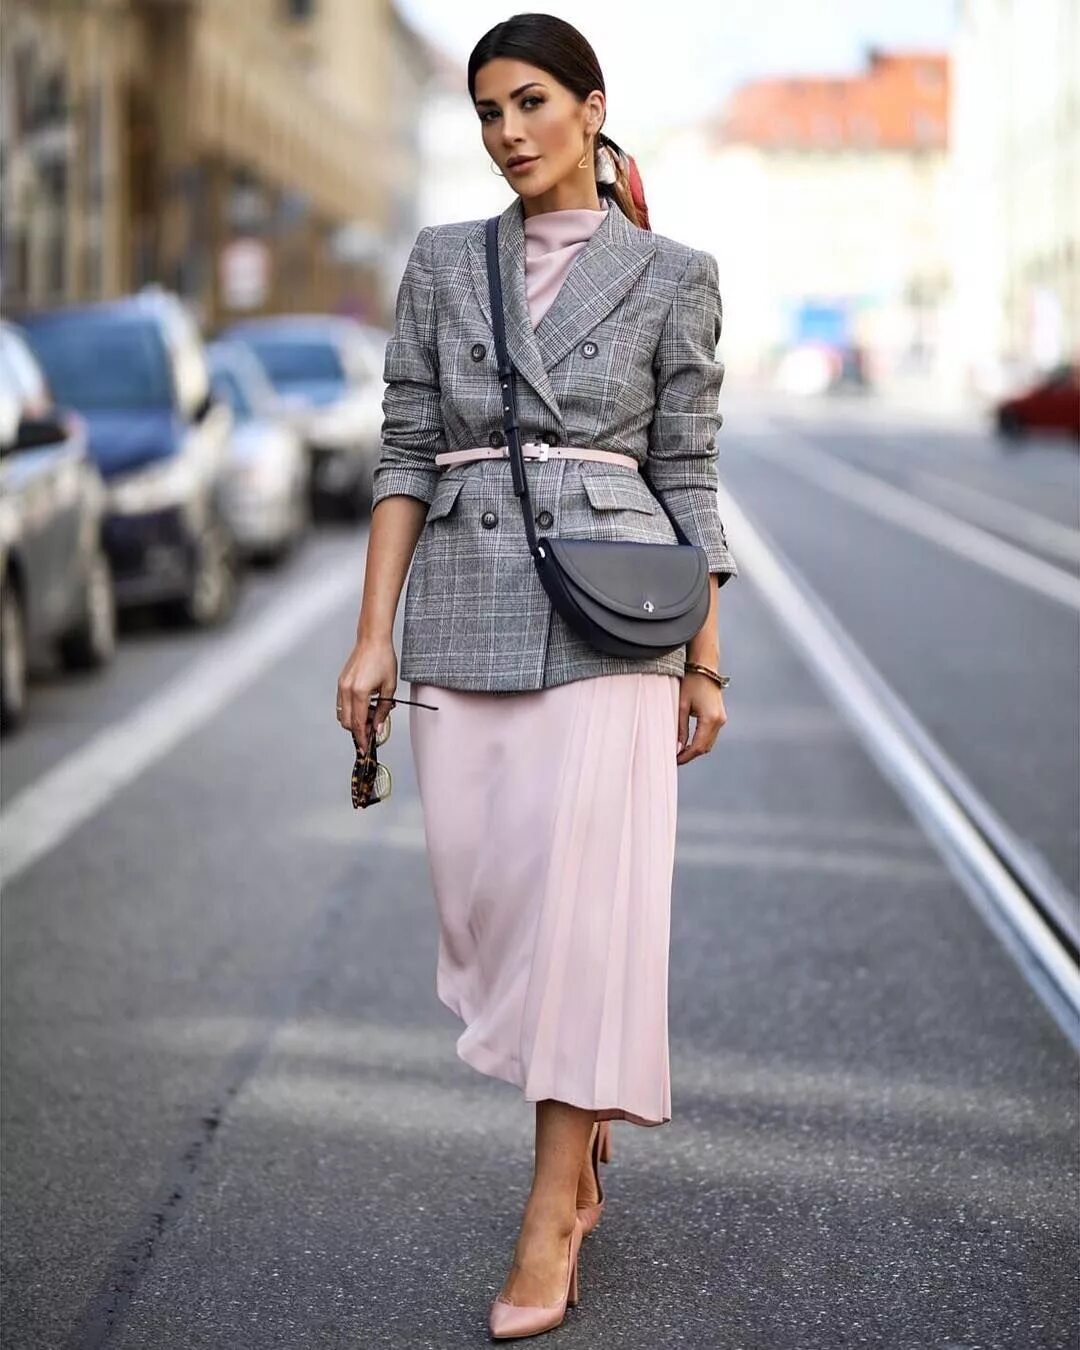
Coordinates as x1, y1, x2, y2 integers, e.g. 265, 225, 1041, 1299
580, 470, 657, 514
426, 475, 466, 522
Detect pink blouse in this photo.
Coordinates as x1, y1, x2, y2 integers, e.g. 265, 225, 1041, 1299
522, 199, 610, 328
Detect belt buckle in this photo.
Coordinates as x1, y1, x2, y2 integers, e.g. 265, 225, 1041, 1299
535, 441, 550, 462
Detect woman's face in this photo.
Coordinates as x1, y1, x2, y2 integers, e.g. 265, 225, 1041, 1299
474, 57, 604, 198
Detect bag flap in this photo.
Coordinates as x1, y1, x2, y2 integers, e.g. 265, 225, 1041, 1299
546, 536, 708, 619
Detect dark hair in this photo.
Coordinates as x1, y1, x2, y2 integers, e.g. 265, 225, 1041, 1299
467, 13, 647, 228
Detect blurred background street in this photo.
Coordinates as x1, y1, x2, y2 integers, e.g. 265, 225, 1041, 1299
1, 2, 1078, 1348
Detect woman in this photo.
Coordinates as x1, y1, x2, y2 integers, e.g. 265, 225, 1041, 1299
336, 14, 738, 1340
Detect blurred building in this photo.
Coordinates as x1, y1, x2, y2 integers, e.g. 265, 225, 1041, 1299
948, 0, 1080, 396
652, 49, 951, 386
1, 0, 435, 329
417, 46, 507, 239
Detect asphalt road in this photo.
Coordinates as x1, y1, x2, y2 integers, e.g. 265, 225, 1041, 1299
2, 392, 1077, 1349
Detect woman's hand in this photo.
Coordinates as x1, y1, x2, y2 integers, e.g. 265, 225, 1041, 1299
676, 671, 728, 766
337, 636, 398, 755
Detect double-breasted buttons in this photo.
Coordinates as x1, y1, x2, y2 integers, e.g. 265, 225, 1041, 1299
488, 429, 505, 447
481, 510, 498, 529
471, 342, 486, 362
581, 340, 599, 359
536, 509, 554, 529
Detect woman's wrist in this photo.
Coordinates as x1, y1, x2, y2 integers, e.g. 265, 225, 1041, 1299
686, 640, 720, 667
356, 619, 395, 646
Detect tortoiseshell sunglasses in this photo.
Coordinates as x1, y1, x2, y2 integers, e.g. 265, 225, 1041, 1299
350, 694, 438, 810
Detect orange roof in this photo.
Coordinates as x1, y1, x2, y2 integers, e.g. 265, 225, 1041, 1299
716, 49, 949, 152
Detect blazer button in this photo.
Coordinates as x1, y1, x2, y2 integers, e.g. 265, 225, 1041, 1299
481, 510, 498, 529
488, 429, 505, 447
471, 342, 486, 362
536, 509, 554, 529
581, 340, 599, 359
542, 431, 558, 445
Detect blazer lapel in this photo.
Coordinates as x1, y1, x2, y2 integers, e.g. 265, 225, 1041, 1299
468, 196, 559, 422
533, 200, 656, 372
468, 195, 657, 427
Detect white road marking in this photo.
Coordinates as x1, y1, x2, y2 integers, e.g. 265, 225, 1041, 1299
910, 467, 1080, 565
749, 432, 1080, 610
0, 563, 362, 888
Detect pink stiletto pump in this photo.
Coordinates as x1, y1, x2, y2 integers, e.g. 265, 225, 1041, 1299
576, 1119, 612, 1237
488, 1214, 585, 1340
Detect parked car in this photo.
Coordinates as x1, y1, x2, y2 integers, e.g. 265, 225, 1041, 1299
20, 293, 241, 627
206, 339, 310, 563
0, 322, 117, 734
217, 315, 385, 519
994, 362, 1080, 443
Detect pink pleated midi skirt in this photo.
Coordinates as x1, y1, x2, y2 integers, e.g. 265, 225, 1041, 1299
408, 671, 681, 1127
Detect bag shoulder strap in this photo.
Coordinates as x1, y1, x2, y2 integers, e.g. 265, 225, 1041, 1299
484, 216, 540, 556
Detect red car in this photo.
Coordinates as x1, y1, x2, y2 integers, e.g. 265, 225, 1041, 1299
995, 362, 1080, 442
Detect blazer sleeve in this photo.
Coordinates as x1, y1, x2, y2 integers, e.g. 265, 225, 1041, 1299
371, 225, 445, 509
646, 247, 738, 582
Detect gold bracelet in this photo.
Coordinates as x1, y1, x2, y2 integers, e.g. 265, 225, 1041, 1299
683, 661, 731, 689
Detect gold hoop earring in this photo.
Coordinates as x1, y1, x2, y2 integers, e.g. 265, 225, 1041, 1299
489, 160, 505, 177
577, 137, 591, 170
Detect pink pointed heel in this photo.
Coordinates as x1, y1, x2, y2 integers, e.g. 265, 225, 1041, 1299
576, 1119, 612, 1237
488, 1214, 584, 1340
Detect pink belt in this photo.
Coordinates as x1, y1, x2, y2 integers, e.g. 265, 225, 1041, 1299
434, 443, 638, 470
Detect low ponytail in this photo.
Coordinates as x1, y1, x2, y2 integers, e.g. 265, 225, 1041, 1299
595, 133, 652, 231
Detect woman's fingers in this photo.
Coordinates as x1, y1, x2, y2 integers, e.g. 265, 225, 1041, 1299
678, 718, 715, 764
338, 637, 398, 753
677, 698, 691, 755
336, 678, 353, 736
371, 680, 396, 740
676, 681, 728, 764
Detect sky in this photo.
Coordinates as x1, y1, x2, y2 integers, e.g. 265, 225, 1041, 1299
397, 0, 962, 144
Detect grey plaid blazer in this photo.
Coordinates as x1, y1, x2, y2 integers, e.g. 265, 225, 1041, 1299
372, 193, 738, 693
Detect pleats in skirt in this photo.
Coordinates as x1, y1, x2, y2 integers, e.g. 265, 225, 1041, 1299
408, 671, 680, 1127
